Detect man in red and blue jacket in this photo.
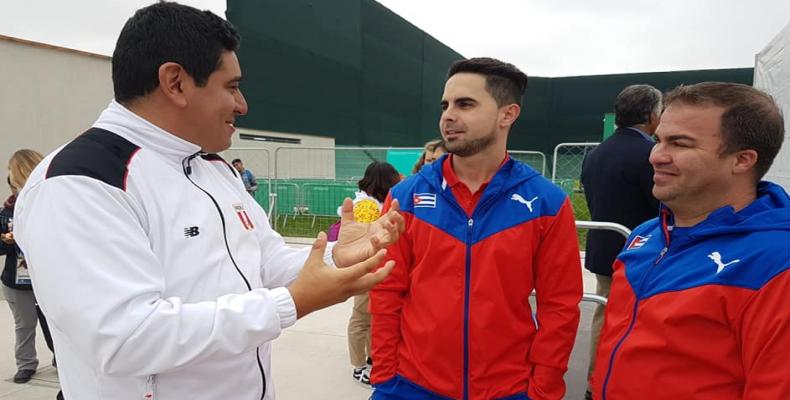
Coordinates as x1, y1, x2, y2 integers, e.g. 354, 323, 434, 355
591, 82, 790, 399
370, 57, 582, 400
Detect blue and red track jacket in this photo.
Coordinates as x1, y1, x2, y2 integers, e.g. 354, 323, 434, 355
592, 181, 790, 399
370, 155, 582, 400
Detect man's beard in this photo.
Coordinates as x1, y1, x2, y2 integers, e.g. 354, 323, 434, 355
445, 130, 496, 157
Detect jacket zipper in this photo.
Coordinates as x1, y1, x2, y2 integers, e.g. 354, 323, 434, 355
601, 240, 670, 400
461, 191, 502, 400
463, 217, 473, 400
601, 298, 638, 400
654, 246, 668, 264
182, 154, 266, 400
143, 374, 156, 399
431, 167, 521, 400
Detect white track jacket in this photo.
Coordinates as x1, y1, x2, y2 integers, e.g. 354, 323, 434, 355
14, 101, 326, 399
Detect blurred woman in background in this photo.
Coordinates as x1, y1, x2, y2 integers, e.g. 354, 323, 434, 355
411, 139, 446, 174
1, 149, 56, 386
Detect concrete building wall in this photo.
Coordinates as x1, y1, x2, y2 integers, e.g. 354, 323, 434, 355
0, 35, 113, 200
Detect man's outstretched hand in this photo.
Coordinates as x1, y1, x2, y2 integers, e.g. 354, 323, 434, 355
288, 232, 395, 318
332, 198, 404, 268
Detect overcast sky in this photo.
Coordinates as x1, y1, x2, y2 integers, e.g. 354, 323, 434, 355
2, 0, 789, 77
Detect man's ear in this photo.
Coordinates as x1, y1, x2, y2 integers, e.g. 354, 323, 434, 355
499, 104, 521, 129
732, 149, 758, 176
157, 62, 188, 108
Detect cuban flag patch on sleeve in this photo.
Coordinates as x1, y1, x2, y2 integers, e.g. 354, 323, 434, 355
413, 193, 437, 208
627, 235, 650, 250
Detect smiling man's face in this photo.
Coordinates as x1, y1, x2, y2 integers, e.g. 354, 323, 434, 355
650, 103, 735, 211
182, 51, 248, 153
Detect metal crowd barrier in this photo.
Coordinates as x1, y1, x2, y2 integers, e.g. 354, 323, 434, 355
566, 221, 631, 307
508, 150, 548, 176
551, 142, 599, 183
261, 146, 550, 237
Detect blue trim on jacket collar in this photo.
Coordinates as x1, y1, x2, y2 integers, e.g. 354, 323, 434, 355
621, 181, 790, 295
417, 153, 540, 196
657, 181, 790, 241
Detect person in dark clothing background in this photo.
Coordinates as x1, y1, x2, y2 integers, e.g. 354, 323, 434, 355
1, 150, 61, 400
580, 84, 662, 400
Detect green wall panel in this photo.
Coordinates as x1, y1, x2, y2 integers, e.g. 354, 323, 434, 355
227, 0, 463, 146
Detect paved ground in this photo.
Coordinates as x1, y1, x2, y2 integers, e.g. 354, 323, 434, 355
0, 246, 597, 400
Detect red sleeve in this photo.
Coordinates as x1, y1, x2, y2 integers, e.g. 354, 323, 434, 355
528, 199, 583, 400
737, 269, 790, 399
369, 193, 413, 383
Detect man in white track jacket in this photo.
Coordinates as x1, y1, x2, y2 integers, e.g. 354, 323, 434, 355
12, 3, 402, 399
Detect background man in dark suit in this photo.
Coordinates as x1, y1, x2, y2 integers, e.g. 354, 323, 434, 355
580, 84, 662, 399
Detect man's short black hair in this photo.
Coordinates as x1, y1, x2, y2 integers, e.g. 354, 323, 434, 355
447, 57, 528, 107
112, 1, 241, 103
231, 158, 242, 164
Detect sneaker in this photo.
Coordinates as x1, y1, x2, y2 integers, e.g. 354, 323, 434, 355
56, 391, 64, 400
352, 365, 371, 388
13, 369, 36, 383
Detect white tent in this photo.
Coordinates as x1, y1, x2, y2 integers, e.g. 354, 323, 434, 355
755, 21, 790, 190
